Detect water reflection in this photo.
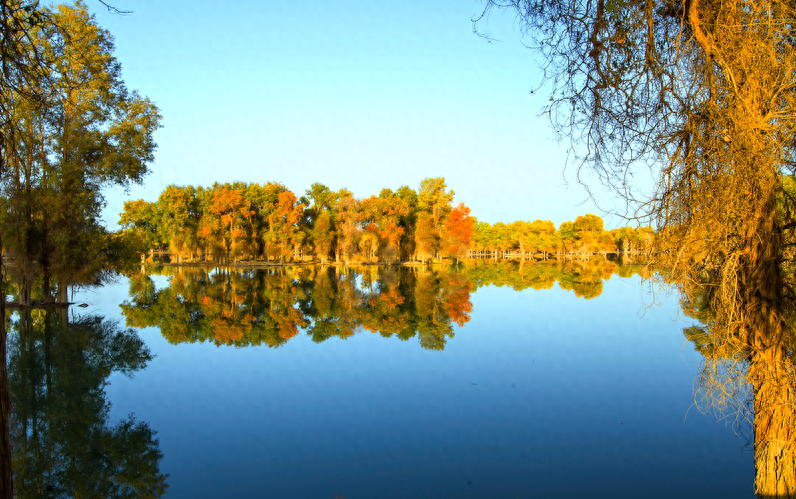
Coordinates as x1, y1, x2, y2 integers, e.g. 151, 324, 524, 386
464, 259, 644, 297
679, 278, 796, 498
122, 261, 644, 351
8, 309, 168, 498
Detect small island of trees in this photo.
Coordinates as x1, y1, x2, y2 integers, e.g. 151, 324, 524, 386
118, 178, 655, 267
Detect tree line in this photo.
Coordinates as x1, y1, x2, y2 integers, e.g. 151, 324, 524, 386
119, 178, 472, 266
470, 214, 654, 261
119, 179, 655, 267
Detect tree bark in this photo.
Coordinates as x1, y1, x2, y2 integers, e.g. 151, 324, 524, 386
738, 191, 795, 497
750, 347, 796, 498
56, 277, 68, 305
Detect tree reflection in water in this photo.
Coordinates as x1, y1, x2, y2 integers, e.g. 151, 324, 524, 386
8, 309, 168, 498
680, 277, 796, 498
123, 266, 469, 350
33, 260, 796, 496
121, 261, 643, 351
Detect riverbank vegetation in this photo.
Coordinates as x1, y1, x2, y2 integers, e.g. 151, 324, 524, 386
119, 178, 655, 267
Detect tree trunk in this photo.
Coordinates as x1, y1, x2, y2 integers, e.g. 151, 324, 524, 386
738, 192, 794, 497
18, 278, 30, 307
749, 347, 796, 498
56, 277, 68, 304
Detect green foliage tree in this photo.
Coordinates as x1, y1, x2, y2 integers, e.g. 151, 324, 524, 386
155, 185, 199, 262
42, 3, 159, 301
119, 199, 159, 261
2, 1, 160, 303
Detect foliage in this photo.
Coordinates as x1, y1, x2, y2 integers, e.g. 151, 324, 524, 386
1, 1, 161, 303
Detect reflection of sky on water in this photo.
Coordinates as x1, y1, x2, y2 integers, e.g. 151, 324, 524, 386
85, 272, 753, 498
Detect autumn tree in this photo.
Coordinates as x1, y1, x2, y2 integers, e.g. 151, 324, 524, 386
557, 221, 576, 257
361, 190, 409, 263
207, 185, 252, 262
244, 182, 286, 260
527, 219, 556, 260
395, 185, 418, 260
335, 189, 362, 265
478, 1, 796, 495
415, 177, 454, 261
572, 214, 604, 258
442, 203, 475, 263
305, 183, 338, 263
268, 190, 305, 264
470, 220, 493, 254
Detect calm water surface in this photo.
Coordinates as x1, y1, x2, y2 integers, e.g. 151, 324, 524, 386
11, 263, 754, 498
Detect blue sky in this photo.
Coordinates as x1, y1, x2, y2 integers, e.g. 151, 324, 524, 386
92, 0, 626, 229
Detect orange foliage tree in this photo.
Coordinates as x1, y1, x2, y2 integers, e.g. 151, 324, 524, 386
442, 203, 475, 262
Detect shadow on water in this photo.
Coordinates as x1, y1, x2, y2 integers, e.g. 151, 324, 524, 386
7, 307, 168, 498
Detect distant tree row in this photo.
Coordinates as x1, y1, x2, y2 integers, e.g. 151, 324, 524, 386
470, 214, 654, 260
119, 177, 654, 266
119, 178, 474, 265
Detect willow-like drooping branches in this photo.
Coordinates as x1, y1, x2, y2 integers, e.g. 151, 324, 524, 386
477, 0, 796, 348
476, 1, 796, 495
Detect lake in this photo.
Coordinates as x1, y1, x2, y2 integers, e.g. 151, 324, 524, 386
9, 261, 755, 498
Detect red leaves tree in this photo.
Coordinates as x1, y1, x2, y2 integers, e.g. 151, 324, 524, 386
443, 203, 475, 262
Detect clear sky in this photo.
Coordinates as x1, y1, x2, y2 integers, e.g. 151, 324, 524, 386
91, 0, 626, 230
